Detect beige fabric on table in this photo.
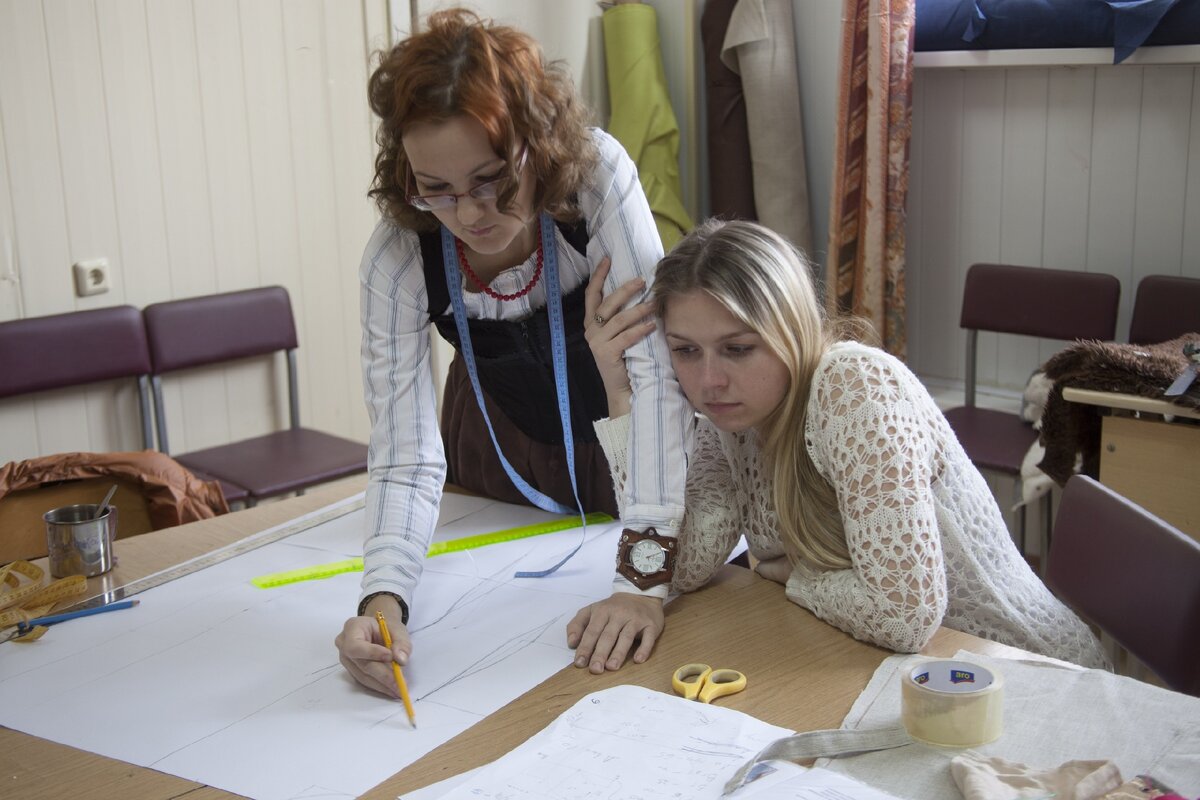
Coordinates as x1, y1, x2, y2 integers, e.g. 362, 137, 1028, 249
951, 751, 1122, 800
720, 0, 812, 253
819, 651, 1200, 800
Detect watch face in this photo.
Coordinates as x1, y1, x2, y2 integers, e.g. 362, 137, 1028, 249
629, 539, 667, 575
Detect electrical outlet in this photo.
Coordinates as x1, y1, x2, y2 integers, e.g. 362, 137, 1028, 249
73, 258, 111, 297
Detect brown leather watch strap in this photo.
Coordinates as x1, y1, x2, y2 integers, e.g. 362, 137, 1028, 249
615, 527, 677, 591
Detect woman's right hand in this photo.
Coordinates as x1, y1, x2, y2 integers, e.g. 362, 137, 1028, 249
585, 258, 657, 417
334, 595, 411, 697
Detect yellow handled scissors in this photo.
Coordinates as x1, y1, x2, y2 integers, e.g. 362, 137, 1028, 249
672, 663, 747, 704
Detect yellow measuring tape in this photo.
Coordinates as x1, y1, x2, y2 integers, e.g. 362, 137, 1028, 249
0, 561, 88, 642
251, 512, 613, 589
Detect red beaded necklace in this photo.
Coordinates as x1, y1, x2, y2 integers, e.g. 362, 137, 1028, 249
455, 223, 544, 301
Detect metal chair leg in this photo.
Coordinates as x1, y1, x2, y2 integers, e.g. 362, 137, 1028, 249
1040, 491, 1054, 576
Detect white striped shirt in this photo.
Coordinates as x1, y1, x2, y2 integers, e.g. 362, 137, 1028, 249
358, 129, 692, 612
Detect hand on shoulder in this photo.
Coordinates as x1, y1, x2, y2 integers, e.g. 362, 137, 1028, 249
584, 258, 656, 417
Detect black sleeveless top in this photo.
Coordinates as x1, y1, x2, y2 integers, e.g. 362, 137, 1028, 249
419, 219, 609, 445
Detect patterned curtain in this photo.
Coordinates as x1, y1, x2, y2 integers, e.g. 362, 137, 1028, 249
826, 0, 915, 358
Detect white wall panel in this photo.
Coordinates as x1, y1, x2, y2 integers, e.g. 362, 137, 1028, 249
283, 0, 357, 441
911, 70, 965, 381
45, 0, 123, 308
1085, 68, 1141, 345
0, 104, 18, 321
0, 0, 86, 463
909, 63, 1200, 393
324, 0, 382, 444
195, 0, 260, 294
1130, 67, 1193, 329
0, 0, 384, 469
996, 70, 1049, 386
96, 0, 174, 310
1041, 70, 1093, 273
958, 70, 1005, 386
1185, 74, 1200, 273
0, 0, 73, 319
146, 0, 218, 301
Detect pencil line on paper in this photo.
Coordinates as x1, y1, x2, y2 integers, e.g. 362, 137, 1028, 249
416, 615, 563, 701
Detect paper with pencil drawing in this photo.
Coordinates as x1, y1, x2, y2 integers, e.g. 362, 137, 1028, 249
424, 685, 901, 800
0, 492, 627, 800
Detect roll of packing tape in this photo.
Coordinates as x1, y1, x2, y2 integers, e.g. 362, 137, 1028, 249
900, 659, 1003, 747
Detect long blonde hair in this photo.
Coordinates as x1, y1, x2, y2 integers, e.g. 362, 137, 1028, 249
653, 220, 863, 570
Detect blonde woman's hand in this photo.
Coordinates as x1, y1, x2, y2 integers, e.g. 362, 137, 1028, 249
585, 258, 657, 418
754, 556, 792, 585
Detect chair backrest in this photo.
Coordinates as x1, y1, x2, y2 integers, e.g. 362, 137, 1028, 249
1047, 475, 1200, 696
0, 305, 154, 449
142, 287, 300, 454
960, 264, 1121, 406
1129, 274, 1200, 345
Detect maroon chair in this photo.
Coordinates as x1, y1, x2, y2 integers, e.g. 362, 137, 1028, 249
0, 305, 154, 450
1129, 274, 1200, 345
1047, 476, 1200, 696
942, 264, 1120, 561
143, 287, 367, 505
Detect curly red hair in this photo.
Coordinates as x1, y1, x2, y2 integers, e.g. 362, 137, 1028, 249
368, 9, 598, 231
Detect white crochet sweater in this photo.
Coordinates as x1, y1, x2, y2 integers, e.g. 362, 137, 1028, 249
595, 342, 1108, 669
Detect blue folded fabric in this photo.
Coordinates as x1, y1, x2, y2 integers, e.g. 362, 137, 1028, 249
914, 0, 1198, 63
1108, 0, 1181, 62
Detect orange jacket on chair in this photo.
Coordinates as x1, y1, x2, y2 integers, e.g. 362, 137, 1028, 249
0, 451, 229, 563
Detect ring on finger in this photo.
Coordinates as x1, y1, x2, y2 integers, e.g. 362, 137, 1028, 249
594, 313, 606, 326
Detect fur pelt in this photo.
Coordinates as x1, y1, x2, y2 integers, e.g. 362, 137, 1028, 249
1038, 334, 1200, 485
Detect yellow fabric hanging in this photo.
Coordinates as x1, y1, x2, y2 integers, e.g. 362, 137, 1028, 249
602, 4, 693, 251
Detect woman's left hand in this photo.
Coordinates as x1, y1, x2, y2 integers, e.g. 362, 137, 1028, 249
566, 592, 665, 673
754, 556, 792, 585
585, 258, 657, 417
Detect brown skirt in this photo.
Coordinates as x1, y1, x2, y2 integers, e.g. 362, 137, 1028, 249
440, 354, 619, 517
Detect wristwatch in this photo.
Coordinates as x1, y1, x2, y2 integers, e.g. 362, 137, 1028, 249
616, 527, 677, 591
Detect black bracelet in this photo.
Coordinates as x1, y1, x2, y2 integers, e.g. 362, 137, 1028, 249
357, 591, 409, 625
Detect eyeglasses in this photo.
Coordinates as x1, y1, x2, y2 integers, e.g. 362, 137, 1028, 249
406, 143, 528, 212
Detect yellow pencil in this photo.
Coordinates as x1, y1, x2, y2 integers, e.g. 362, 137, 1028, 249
375, 611, 416, 728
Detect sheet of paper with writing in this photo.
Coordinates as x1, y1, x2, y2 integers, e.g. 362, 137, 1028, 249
0, 494, 624, 800
431, 684, 795, 800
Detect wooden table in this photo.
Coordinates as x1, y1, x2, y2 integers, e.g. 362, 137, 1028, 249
1062, 387, 1200, 540
1, 478, 1028, 800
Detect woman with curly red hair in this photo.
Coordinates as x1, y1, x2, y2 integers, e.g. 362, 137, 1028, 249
335, 9, 691, 695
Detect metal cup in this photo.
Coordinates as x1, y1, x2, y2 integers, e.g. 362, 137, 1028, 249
44, 504, 117, 578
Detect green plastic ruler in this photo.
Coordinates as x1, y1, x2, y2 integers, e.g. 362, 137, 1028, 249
251, 557, 364, 588
425, 511, 612, 557
251, 511, 613, 588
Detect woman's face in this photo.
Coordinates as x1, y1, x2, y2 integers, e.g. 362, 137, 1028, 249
663, 290, 791, 433
402, 115, 537, 260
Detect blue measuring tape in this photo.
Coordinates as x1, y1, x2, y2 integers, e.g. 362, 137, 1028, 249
441, 213, 587, 578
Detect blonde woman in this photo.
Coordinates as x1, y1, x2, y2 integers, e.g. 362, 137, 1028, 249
567, 219, 1107, 672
